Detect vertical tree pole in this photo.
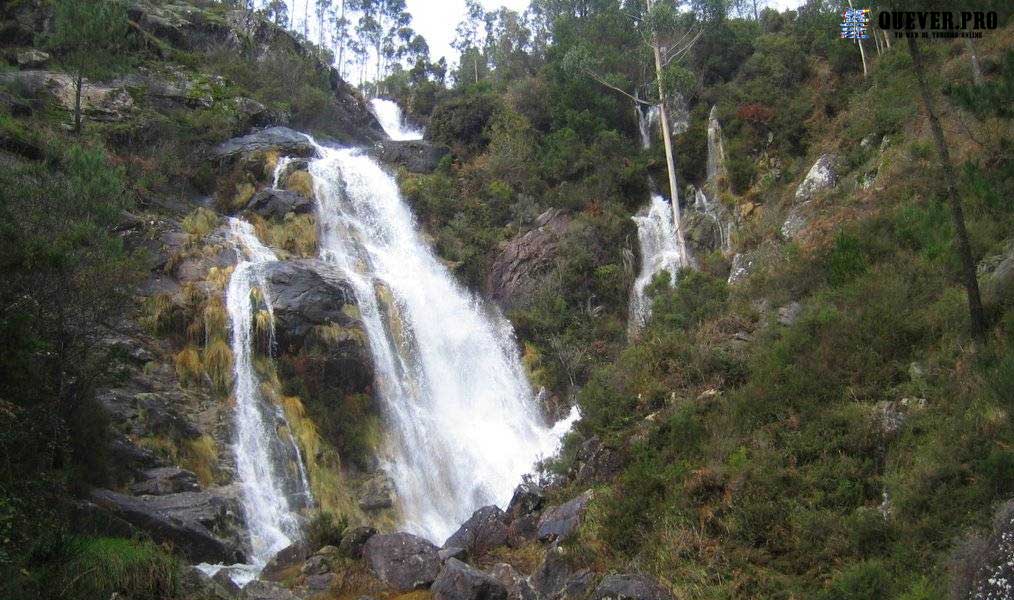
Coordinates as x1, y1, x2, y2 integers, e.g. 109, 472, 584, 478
646, 0, 689, 267
908, 37, 986, 342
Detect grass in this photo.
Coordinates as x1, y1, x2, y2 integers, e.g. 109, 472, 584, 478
58, 537, 179, 600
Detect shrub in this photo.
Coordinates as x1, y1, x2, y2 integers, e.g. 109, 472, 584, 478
306, 511, 348, 550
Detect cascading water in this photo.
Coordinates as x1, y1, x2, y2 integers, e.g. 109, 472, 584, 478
225, 218, 307, 567
306, 144, 576, 543
369, 98, 424, 141
629, 102, 687, 334
628, 194, 684, 332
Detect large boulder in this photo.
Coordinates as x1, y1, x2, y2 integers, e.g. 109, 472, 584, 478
590, 575, 673, 600
727, 252, 756, 285
531, 547, 596, 600
363, 532, 442, 591
489, 563, 538, 600
443, 505, 509, 559
212, 127, 317, 164
246, 188, 314, 219
794, 153, 837, 202
431, 558, 508, 600
261, 260, 362, 353
505, 482, 545, 546
373, 139, 448, 173
485, 208, 571, 309
339, 525, 377, 559
537, 491, 593, 544
261, 542, 310, 582
782, 154, 837, 241
358, 475, 396, 511
88, 488, 246, 564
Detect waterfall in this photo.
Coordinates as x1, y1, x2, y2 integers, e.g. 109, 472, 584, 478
369, 98, 423, 141
225, 218, 306, 566
628, 195, 684, 333
629, 102, 687, 335
307, 144, 577, 543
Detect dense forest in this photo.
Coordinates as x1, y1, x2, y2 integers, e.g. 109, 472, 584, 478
1, 0, 1012, 599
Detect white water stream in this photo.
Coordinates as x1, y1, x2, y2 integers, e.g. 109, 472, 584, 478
307, 144, 576, 543
629, 103, 686, 334
218, 219, 308, 582
369, 98, 424, 141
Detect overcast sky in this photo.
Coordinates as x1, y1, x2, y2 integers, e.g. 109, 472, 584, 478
405, 0, 808, 65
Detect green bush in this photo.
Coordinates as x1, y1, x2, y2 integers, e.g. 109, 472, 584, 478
306, 511, 349, 550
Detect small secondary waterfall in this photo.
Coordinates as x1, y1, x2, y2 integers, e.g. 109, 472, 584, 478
369, 98, 423, 141
307, 144, 576, 543
629, 102, 686, 334
629, 195, 684, 332
225, 218, 307, 566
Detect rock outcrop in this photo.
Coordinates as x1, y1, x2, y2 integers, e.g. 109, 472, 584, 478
443, 505, 509, 559
782, 154, 837, 240
373, 139, 448, 173
246, 188, 314, 219
486, 208, 571, 309
432, 558, 509, 600
212, 127, 317, 164
531, 547, 596, 600
537, 491, 593, 544
88, 488, 246, 564
261, 260, 361, 353
129, 466, 201, 496
363, 532, 442, 591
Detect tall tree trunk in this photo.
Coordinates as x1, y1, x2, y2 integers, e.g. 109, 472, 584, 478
73, 70, 83, 134
908, 37, 987, 342
646, 0, 689, 267
473, 55, 479, 84
965, 38, 984, 86
303, 0, 309, 38
873, 25, 882, 56
882, 29, 891, 49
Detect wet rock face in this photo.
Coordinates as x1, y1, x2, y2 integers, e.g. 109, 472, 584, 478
261, 260, 360, 354
485, 208, 572, 310
591, 574, 673, 600
88, 488, 246, 564
246, 188, 314, 219
431, 558, 509, 600
373, 139, 448, 173
212, 127, 318, 164
363, 532, 442, 592
443, 505, 509, 559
